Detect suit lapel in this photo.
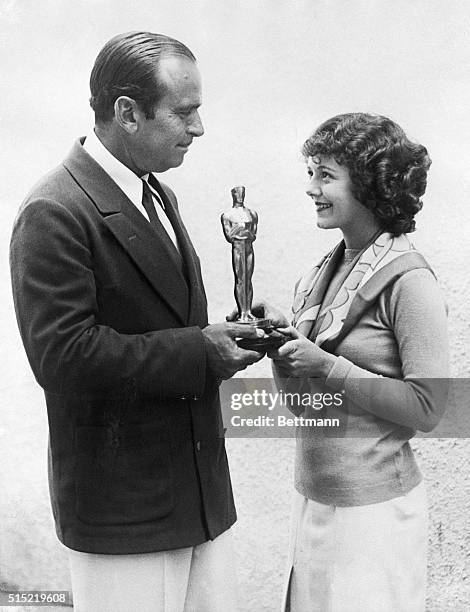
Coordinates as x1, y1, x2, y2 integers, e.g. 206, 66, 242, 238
63, 139, 189, 325
150, 176, 208, 327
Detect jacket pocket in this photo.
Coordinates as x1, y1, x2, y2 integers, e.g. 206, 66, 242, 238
74, 422, 174, 525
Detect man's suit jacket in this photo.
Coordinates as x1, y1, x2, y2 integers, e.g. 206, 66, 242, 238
10, 139, 236, 554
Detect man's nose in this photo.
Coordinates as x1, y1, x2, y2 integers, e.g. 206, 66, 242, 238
188, 111, 204, 137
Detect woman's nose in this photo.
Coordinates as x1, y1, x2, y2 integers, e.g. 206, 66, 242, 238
306, 177, 321, 198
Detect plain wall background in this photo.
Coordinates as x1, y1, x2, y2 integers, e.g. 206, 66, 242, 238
1, 1, 469, 610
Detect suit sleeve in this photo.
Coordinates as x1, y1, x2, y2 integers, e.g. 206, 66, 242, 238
10, 197, 207, 398
324, 268, 450, 432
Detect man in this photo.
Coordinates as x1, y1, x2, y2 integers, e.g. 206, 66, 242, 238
10, 31, 279, 611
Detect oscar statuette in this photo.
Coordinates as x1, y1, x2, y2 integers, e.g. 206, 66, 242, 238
221, 186, 285, 352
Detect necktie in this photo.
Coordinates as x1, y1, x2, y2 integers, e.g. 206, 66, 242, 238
142, 179, 180, 246
141, 179, 185, 273
141, 179, 165, 229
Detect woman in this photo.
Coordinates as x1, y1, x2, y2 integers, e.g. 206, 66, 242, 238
270, 113, 449, 612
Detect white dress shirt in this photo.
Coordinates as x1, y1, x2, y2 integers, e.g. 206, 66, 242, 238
83, 130, 179, 249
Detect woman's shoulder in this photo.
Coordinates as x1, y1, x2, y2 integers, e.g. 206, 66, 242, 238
390, 266, 441, 298
384, 266, 448, 324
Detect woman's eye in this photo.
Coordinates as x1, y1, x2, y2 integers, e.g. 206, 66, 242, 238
321, 172, 332, 180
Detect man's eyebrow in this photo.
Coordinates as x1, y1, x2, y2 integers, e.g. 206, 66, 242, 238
175, 101, 201, 110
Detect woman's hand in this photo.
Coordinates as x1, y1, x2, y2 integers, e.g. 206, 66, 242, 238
269, 326, 336, 378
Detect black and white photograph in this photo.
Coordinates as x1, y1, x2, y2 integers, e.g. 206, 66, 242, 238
1, 1, 469, 611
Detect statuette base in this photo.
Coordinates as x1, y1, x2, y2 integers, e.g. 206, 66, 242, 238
234, 319, 286, 352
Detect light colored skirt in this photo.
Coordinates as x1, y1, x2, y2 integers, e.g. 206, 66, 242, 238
282, 482, 427, 612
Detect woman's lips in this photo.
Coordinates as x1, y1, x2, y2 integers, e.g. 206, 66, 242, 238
315, 202, 332, 211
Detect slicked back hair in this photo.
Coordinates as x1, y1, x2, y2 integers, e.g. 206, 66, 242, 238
89, 31, 196, 123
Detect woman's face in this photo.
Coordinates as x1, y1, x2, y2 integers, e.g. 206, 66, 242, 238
305, 155, 379, 247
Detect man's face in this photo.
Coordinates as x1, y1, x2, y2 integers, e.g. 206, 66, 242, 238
131, 56, 204, 174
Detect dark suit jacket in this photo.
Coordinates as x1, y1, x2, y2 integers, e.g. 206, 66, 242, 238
10, 139, 236, 554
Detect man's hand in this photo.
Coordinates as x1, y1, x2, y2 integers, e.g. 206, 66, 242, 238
202, 323, 265, 380
226, 300, 289, 329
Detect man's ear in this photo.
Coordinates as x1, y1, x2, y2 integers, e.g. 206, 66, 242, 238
113, 96, 141, 134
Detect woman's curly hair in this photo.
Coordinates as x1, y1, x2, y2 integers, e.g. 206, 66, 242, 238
302, 113, 431, 235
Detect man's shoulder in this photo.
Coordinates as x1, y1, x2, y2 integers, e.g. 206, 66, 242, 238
20, 139, 93, 213
17, 163, 82, 223
25, 163, 71, 198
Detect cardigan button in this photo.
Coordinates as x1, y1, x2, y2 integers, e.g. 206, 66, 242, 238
196, 440, 201, 451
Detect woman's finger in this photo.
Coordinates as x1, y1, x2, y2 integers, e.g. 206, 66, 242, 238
276, 340, 297, 358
